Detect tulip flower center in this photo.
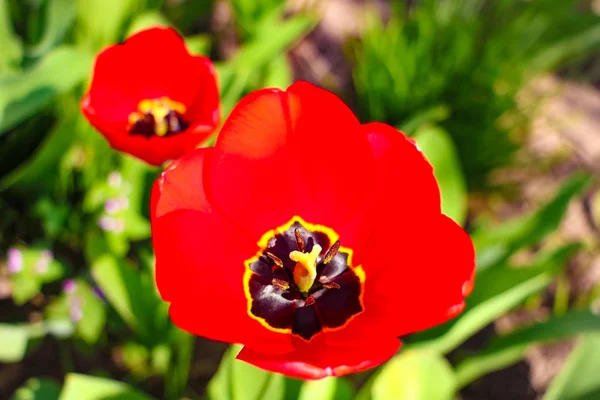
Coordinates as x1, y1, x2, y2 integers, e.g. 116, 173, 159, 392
128, 97, 189, 137
243, 217, 365, 341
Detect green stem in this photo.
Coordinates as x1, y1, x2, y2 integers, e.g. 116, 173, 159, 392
58, 339, 74, 375
454, 347, 526, 389
253, 372, 273, 400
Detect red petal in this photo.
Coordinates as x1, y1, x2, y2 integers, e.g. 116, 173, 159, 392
236, 337, 400, 380
151, 148, 214, 220
208, 81, 375, 245
154, 209, 294, 353
184, 57, 221, 131
329, 123, 474, 337
152, 149, 294, 353
363, 214, 475, 336
361, 122, 441, 243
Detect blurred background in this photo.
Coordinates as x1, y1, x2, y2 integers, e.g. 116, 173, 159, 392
2, 0, 600, 399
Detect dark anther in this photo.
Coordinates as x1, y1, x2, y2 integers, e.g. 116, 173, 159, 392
266, 252, 284, 268
130, 114, 155, 137
304, 296, 316, 306
294, 228, 305, 252
322, 240, 340, 264
167, 110, 188, 133
323, 282, 341, 289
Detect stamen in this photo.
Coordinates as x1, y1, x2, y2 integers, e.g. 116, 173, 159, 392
290, 244, 322, 293
304, 296, 315, 306
322, 240, 340, 264
128, 112, 143, 125
271, 278, 290, 291
266, 252, 284, 268
294, 228, 305, 252
128, 97, 187, 137
323, 282, 341, 289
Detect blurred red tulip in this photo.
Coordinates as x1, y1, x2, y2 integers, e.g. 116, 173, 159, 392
81, 27, 220, 166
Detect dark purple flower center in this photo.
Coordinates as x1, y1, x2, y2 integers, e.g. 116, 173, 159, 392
244, 217, 364, 341
128, 97, 189, 137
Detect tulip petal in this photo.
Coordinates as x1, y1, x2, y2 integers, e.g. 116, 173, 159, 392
208, 82, 376, 247
236, 337, 400, 380
152, 149, 294, 353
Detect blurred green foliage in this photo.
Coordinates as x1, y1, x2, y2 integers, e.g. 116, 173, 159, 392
351, 0, 600, 189
1, 0, 599, 399
544, 333, 600, 400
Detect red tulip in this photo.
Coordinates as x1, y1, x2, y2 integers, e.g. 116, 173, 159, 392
81, 27, 220, 166
151, 81, 475, 379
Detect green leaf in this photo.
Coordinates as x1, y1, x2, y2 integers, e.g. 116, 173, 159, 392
185, 35, 212, 56
28, 0, 77, 58
0, 320, 75, 363
410, 271, 556, 354
230, 0, 287, 38
0, 0, 23, 74
76, 0, 143, 48
10, 248, 65, 305
126, 11, 171, 36
11, 273, 42, 305
121, 341, 151, 377
164, 328, 194, 400
0, 46, 93, 133
217, 13, 316, 118
263, 55, 293, 90
229, 13, 315, 72
10, 378, 61, 400
473, 173, 592, 270
398, 105, 450, 135
151, 344, 171, 375
91, 255, 151, 335
59, 374, 156, 400
414, 125, 467, 224
0, 324, 29, 362
467, 244, 579, 309
123, 212, 151, 240
486, 310, 600, 353
409, 241, 574, 346
208, 345, 285, 400
544, 333, 600, 400
366, 350, 456, 400
298, 377, 353, 400
70, 280, 107, 344
119, 155, 153, 239
454, 311, 600, 389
